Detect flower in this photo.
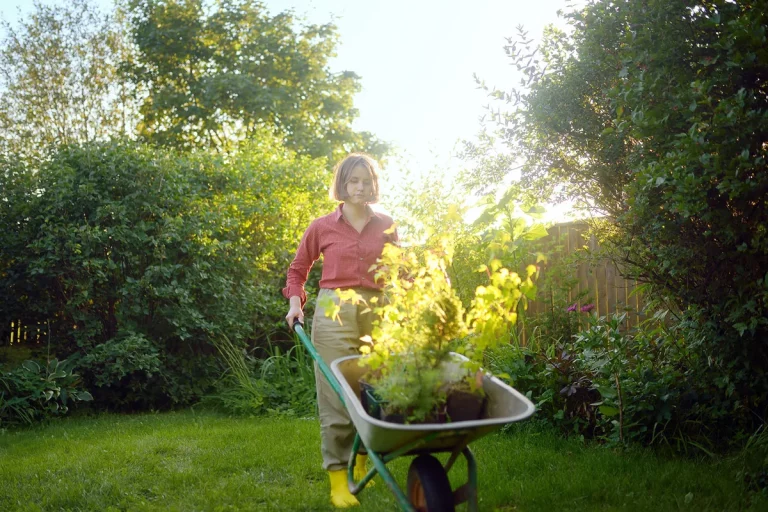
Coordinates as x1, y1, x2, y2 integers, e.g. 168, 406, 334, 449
566, 303, 578, 312
580, 303, 595, 313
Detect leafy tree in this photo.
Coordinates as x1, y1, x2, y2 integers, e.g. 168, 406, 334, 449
471, 0, 768, 426
0, 135, 331, 408
123, 0, 386, 160
0, 0, 137, 159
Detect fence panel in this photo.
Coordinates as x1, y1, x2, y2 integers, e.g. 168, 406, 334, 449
4, 319, 47, 346
527, 221, 643, 331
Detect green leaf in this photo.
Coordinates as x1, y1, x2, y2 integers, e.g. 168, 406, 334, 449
22, 361, 40, 373
599, 405, 619, 417
472, 210, 497, 227
522, 224, 549, 241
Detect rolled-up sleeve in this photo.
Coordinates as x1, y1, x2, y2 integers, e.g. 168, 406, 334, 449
282, 222, 320, 307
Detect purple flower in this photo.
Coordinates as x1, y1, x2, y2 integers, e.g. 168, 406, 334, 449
566, 303, 578, 312
580, 304, 595, 313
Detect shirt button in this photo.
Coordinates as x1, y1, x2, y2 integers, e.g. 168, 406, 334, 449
359, 257, 363, 260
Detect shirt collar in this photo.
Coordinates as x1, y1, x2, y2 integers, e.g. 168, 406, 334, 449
333, 203, 382, 223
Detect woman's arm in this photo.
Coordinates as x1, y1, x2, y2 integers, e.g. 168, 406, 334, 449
283, 222, 321, 329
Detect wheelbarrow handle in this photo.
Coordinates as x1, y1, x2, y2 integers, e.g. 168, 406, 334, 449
290, 319, 346, 406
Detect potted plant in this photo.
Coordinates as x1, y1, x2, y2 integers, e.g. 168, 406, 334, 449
321, 234, 537, 424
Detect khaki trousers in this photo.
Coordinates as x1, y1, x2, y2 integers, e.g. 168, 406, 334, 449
312, 287, 380, 471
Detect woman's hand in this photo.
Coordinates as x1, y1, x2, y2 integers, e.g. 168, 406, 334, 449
285, 296, 304, 330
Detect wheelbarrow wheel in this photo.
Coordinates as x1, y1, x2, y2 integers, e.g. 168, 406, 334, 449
406, 455, 456, 512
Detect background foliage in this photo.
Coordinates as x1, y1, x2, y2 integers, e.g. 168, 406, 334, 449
0, 0, 136, 159
465, 0, 768, 443
0, 137, 330, 408
124, 0, 387, 159
0, 0, 386, 161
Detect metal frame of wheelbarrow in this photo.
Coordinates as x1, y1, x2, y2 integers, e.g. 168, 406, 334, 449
293, 320, 535, 511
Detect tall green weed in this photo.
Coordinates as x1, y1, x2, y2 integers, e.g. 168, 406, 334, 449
205, 335, 317, 418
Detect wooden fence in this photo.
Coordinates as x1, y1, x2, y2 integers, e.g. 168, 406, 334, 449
525, 221, 644, 331
3, 320, 48, 346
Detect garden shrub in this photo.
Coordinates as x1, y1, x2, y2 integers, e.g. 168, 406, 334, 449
0, 137, 331, 410
80, 332, 161, 387
0, 358, 92, 427
569, 313, 683, 446
487, 334, 601, 438
76, 332, 162, 408
488, 306, 756, 454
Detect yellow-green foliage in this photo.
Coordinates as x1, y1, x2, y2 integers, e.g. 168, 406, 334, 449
466, 261, 539, 359
321, 234, 538, 421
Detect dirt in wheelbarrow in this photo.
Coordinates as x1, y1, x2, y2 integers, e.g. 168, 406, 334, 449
360, 379, 486, 424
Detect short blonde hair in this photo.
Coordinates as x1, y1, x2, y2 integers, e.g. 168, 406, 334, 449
329, 153, 381, 203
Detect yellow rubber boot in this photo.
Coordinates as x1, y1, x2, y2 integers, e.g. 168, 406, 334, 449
354, 454, 375, 487
328, 469, 359, 508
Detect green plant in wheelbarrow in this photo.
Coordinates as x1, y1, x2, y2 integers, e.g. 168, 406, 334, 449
321, 235, 538, 424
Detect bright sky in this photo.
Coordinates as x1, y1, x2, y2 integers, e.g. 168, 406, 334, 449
263, 0, 576, 221
1, 0, 577, 218
266, 1, 571, 160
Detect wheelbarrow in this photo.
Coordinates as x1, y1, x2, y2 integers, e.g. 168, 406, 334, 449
293, 321, 535, 511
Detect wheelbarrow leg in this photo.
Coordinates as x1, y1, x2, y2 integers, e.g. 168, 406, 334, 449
349, 434, 415, 512
347, 445, 375, 493
450, 447, 479, 512
463, 447, 479, 512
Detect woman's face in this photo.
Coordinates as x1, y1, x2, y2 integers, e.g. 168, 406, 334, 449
344, 165, 373, 205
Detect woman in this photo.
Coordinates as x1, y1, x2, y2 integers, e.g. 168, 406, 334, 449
283, 153, 397, 508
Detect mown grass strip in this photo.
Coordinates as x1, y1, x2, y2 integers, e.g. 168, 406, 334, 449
0, 411, 761, 511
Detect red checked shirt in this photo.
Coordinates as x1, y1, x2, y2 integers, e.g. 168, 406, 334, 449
282, 204, 398, 306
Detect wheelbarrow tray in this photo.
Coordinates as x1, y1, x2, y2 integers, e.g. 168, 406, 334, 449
330, 353, 535, 455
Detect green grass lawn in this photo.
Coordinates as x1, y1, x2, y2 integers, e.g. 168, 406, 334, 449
0, 409, 762, 511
